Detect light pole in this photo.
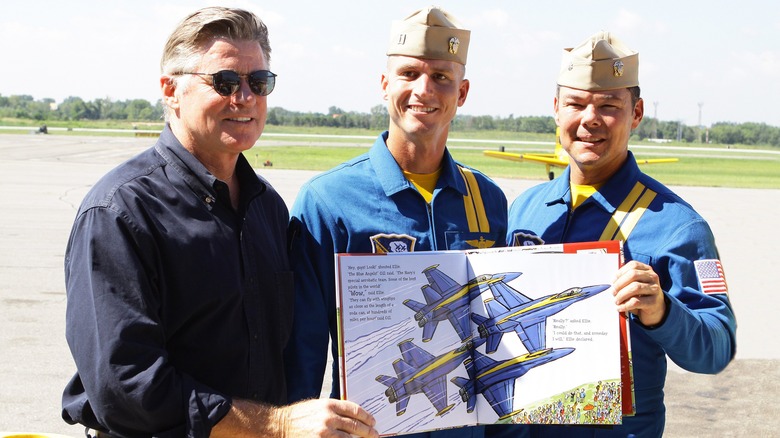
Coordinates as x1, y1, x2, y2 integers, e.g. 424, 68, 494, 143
698, 102, 704, 143
653, 101, 659, 139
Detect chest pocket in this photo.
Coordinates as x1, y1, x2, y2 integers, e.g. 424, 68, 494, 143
446, 166, 499, 250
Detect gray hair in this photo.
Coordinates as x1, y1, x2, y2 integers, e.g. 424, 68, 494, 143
161, 7, 272, 118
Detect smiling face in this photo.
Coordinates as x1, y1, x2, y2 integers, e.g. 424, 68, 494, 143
382, 55, 469, 147
162, 38, 269, 158
554, 86, 644, 184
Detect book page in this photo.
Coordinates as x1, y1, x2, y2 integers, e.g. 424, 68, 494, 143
336, 243, 629, 433
465, 249, 623, 425
336, 251, 479, 436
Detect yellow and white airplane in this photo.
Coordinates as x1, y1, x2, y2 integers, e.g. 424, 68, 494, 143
483, 128, 679, 180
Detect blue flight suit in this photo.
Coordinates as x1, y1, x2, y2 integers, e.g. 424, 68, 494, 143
285, 132, 512, 437
506, 152, 737, 437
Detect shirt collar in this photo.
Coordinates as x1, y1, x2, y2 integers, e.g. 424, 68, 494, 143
369, 131, 466, 197
544, 150, 642, 214
154, 124, 266, 207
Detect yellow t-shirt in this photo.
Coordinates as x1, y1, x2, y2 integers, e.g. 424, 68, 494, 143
404, 168, 442, 204
570, 182, 604, 210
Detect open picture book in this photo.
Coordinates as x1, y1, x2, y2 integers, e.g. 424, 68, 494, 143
334, 240, 634, 436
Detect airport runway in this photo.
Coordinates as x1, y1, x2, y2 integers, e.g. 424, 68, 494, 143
1, 134, 778, 436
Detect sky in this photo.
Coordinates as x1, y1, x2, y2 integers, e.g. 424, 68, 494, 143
3, 0, 779, 126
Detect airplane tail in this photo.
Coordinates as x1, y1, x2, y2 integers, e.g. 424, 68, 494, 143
403, 298, 425, 314
376, 374, 412, 415
403, 298, 443, 341
484, 298, 506, 319
471, 311, 504, 354
375, 374, 397, 389
375, 375, 399, 403
420, 284, 443, 305
421, 319, 439, 342
451, 359, 477, 413
423, 265, 460, 295
451, 377, 476, 413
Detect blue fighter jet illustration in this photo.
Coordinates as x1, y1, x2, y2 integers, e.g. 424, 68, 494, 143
471, 281, 610, 354
451, 347, 575, 419
376, 337, 485, 416
403, 265, 521, 342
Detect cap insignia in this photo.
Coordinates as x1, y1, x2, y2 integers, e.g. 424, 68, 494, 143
448, 37, 460, 55
613, 60, 624, 77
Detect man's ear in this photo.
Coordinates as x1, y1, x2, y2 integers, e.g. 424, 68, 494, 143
380, 73, 389, 101
632, 98, 645, 129
457, 78, 470, 107
160, 75, 179, 111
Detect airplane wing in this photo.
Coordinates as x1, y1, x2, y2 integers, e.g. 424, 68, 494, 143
516, 318, 547, 353
446, 306, 473, 341
421, 317, 440, 342
486, 279, 533, 309
635, 157, 679, 164
422, 377, 455, 416
423, 265, 461, 295
472, 350, 521, 420
482, 150, 567, 168
482, 379, 516, 420
399, 339, 435, 368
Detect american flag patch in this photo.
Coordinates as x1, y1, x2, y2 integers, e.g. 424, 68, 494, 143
694, 259, 729, 295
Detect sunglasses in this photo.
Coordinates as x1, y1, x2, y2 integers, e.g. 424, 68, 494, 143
179, 70, 277, 97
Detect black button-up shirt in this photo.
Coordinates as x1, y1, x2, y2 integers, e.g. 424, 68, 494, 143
62, 125, 293, 437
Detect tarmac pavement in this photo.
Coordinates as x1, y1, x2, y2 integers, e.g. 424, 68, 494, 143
1, 134, 778, 437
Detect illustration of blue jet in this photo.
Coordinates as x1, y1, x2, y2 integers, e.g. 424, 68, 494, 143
376, 337, 485, 416
403, 265, 521, 342
471, 280, 610, 354
451, 347, 575, 419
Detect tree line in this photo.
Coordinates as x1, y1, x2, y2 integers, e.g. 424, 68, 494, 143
2, 94, 778, 147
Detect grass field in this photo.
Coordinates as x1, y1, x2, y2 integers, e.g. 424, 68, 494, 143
2, 118, 778, 188
248, 131, 780, 189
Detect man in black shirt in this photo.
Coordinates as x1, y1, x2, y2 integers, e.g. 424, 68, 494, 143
62, 7, 377, 437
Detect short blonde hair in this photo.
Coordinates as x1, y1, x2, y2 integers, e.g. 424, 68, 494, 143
161, 6, 271, 75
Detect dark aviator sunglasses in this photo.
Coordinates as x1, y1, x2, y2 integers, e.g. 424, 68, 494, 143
179, 70, 277, 97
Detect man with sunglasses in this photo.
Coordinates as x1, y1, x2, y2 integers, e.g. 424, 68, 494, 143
284, 7, 514, 437
62, 7, 377, 438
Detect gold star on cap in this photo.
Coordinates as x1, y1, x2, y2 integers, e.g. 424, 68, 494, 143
387, 6, 470, 65
557, 31, 639, 91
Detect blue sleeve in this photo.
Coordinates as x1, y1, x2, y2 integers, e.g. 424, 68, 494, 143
284, 184, 341, 400
63, 207, 230, 437
636, 218, 737, 374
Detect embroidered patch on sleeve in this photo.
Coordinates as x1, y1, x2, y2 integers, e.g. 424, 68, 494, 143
694, 259, 729, 295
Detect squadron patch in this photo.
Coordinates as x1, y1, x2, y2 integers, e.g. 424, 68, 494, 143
370, 234, 417, 254
511, 231, 545, 247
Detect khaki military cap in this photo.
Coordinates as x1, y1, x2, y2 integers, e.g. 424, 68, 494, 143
387, 6, 470, 65
558, 31, 639, 91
